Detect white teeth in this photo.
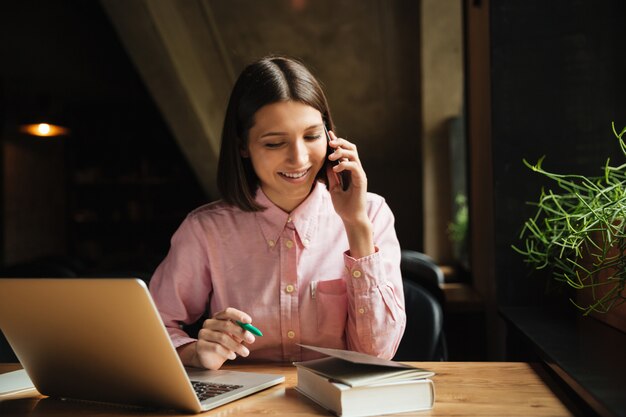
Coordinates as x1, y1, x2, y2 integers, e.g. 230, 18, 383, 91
280, 169, 308, 179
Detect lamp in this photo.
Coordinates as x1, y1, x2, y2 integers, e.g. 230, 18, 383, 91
18, 97, 71, 137
19, 123, 70, 137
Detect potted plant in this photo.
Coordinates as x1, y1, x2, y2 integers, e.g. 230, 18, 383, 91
513, 122, 626, 332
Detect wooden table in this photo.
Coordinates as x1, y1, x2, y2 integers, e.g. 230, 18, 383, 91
0, 362, 574, 416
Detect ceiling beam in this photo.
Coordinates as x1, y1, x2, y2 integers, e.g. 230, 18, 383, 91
100, 0, 234, 198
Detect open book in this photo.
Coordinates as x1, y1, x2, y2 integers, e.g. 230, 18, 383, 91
294, 345, 435, 417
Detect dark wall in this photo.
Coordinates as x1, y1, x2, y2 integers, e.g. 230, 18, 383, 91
490, 0, 626, 307
208, 0, 424, 251
0, 0, 206, 276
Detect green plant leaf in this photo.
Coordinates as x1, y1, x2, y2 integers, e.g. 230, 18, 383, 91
514, 123, 626, 314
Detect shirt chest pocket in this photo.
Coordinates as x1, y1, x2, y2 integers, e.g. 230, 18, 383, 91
311, 278, 347, 337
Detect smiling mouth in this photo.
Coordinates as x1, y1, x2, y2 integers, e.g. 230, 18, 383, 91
279, 168, 310, 179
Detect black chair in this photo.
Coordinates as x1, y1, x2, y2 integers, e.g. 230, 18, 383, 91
393, 250, 448, 361
400, 250, 445, 306
393, 278, 447, 361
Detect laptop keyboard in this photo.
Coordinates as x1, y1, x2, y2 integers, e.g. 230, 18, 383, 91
191, 381, 243, 401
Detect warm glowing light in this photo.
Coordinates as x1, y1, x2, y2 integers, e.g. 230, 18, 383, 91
38, 123, 51, 135
19, 123, 70, 137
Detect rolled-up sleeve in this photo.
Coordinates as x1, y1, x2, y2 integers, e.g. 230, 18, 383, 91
344, 198, 405, 359
149, 214, 212, 349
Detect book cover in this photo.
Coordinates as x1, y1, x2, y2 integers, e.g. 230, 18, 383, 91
295, 366, 434, 417
294, 345, 435, 417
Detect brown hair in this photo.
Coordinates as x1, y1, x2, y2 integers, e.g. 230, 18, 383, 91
216, 56, 334, 211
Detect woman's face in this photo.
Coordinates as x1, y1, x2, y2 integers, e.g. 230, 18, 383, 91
245, 101, 327, 212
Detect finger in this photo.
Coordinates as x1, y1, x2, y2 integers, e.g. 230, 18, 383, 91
328, 131, 356, 150
333, 160, 358, 174
333, 161, 367, 188
213, 307, 251, 323
333, 159, 365, 177
203, 317, 257, 344
198, 327, 251, 358
211, 308, 255, 339
201, 318, 243, 341
329, 147, 359, 163
196, 337, 238, 362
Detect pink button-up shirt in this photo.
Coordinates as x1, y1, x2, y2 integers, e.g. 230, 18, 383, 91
149, 182, 405, 362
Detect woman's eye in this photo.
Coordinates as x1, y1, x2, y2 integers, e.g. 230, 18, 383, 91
304, 134, 322, 140
264, 142, 283, 149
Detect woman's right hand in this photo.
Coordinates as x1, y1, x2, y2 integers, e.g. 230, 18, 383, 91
177, 307, 257, 370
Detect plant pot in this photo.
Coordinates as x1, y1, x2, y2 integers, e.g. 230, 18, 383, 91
577, 232, 626, 334
577, 282, 626, 334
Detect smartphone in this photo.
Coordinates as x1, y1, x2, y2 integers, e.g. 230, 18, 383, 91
324, 124, 351, 191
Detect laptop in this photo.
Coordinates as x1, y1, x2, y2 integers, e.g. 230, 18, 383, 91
0, 278, 284, 413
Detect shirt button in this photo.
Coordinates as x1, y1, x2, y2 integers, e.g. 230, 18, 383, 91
352, 270, 362, 278
285, 240, 294, 249
285, 284, 295, 293
303, 238, 310, 246
287, 217, 293, 222
287, 330, 296, 339
358, 307, 366, 314
268, 240, 275, 247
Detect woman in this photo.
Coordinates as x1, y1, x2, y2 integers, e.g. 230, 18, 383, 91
149, 56, 405, 370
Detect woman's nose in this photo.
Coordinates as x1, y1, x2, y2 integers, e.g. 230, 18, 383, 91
287, 139, 308, 164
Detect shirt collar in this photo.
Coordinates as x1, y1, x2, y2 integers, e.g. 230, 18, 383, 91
254, 182, 326, 249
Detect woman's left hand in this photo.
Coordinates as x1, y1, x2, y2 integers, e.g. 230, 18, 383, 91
326, 130, 369, 224
327, 131, 374, 259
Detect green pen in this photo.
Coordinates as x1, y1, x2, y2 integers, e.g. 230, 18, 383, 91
236, 321, 263, 336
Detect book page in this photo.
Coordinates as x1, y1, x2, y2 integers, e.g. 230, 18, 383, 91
299, 344, 432, 370
295, 357, 434, 387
